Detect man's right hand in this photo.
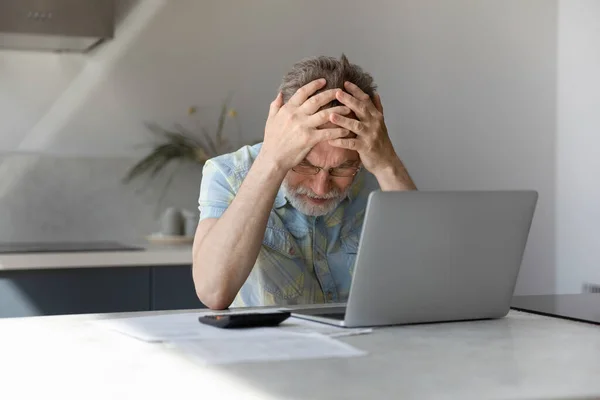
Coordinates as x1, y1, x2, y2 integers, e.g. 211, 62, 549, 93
260, 78, 351, 171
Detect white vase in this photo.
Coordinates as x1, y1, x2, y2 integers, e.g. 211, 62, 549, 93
160, 207, 184, 236
182, 209, 199, 237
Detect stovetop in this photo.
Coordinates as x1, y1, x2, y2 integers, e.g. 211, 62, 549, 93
0, 241, 144, 254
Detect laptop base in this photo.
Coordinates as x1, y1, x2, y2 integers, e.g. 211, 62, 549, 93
291, 307, 348, 327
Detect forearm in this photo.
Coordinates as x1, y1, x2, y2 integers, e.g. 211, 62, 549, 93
193, 155, 287, 309
374, 157, 417, 191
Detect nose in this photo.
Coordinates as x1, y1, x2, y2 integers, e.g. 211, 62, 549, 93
310, 170, 331, 196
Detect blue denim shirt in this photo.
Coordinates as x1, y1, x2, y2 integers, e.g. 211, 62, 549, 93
198, 143, 379, 307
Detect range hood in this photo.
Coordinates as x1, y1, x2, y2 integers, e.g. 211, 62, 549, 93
0, 0, 115, 52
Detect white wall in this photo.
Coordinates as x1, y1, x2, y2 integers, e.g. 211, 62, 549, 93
378, 1, 557, 295
0, 0, 166, 154
556, 0, 600, 293
0, 0, 559, 293
0, 51, 84, 151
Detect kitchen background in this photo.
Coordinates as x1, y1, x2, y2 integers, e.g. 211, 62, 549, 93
0, 0, 598, 295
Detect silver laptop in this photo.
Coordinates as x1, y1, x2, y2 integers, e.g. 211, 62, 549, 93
292, 190, 538, 328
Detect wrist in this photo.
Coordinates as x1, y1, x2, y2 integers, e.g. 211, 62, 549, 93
372, 156, 402, 179
374, 158, 416, 191
254, 152, 289, 181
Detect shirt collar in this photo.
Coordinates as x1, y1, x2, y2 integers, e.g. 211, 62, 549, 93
274, 188, 288, 208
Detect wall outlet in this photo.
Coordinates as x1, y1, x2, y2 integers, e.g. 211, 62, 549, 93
582, 282, 600, 294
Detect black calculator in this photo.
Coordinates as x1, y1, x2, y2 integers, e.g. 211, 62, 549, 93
198, 311, 291, 329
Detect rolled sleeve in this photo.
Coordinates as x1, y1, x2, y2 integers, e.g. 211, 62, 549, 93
198, 159, 236, 222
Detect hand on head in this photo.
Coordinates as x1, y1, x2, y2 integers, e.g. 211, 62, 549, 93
261, 78, 353, 171
327, 81, 399, 175
262, 77, 397, 177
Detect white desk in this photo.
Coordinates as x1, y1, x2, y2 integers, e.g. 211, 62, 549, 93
1, 308, 599, 400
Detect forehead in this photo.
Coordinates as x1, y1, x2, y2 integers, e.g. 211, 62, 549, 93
305, 141, 359, 167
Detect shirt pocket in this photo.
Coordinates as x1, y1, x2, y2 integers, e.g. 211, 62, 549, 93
258, 225, 304, 300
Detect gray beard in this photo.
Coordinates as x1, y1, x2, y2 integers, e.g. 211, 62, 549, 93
281, 180, 351, 217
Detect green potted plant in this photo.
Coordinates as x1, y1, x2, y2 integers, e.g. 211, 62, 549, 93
123, 97, 259, 211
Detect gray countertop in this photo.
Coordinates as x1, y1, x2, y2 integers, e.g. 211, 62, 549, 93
0, 243, 193, 270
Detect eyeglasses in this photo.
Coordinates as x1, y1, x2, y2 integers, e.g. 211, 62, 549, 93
291, 162, 361, 177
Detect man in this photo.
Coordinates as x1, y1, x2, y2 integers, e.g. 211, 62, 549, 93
193, 55, 416, 310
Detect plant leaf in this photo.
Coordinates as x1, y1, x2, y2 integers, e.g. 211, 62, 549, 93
193, 147, 210, 163
122, 141, 188, 183
216, 93, 233, 148
122, 150, 165, 183
200, 126, 218, 155
144, 122, 170, 138
147, 155, 169, 179
126, 94, 246, 187
173, 124, 202, 147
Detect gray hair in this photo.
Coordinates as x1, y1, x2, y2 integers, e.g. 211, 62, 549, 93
278, 54, 377, 105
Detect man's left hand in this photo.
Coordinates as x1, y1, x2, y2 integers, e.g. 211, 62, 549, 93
327, 82, 401, 176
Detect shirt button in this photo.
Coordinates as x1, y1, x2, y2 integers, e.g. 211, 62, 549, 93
326, 291, 333, 301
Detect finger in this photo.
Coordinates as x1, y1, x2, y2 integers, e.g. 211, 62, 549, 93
307, 106, 351, 127
300, 89, 342, 115
372, 93, 384, 114
288, 78, 326, 107
335, 90, 372, 118
329, 113, 366, 134
328, 137, 363, 151
310, 128, 351, 143
344, 81, 371, 101
268, 92, 283, 118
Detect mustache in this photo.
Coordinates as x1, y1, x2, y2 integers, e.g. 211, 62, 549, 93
291, 185, 341, 200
